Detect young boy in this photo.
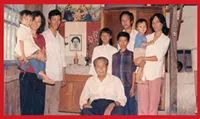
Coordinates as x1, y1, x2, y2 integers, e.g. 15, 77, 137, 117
112, 32, 137, 115
134, 19, 155, 84
14, 10, 54, 84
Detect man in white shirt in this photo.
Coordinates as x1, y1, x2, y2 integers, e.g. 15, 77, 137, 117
80, 57, 126, 115
42, 9, 66, 115
118, 11, 138, 52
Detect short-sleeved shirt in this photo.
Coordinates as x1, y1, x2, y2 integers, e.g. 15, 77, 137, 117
14, 24, 40, 56
20, 34, 46, 73
112, 49, 137, 86
134, 33, 147, 49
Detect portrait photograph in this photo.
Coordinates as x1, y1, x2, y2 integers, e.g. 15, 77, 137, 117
69, 34, 82, 51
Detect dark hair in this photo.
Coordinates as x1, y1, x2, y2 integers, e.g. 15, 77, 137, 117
20, 10, 32, 17
71, 37, 80, 43
117, 32, 130, 42
48, 9, 62, 20
135, 18, 148, 29
19, 10, 32, 24
32, 11, 46, 34
119, 11, 134, 26
93, 57, 109, 67
98, 28, 113, 45
150, 13, 169, 35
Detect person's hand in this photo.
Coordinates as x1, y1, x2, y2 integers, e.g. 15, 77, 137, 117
150, 40, 155, 45
61, 78, 66, 87
21, 54, 28, 63
37, 50, 46, 62
129, 87, 135, 97
104, 103, 115, 115
83, 104, 92, 108
134, 57, 143, 66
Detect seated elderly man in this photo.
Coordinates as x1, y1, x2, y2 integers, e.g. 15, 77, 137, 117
79, 57, 127, 115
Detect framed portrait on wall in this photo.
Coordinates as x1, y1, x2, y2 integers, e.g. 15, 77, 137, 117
69, 34, 82, 51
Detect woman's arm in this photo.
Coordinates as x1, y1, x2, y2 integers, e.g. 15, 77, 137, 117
142, 56, 158, 62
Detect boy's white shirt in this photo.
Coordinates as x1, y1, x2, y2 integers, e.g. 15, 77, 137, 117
14, 24, 40, 56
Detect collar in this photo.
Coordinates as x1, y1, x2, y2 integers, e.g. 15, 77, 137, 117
20, 24, 30, 30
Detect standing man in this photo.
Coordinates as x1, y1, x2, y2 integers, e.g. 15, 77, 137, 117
112, 32, 138, 115
119, 11, 138, 51
42, 9, 66, 115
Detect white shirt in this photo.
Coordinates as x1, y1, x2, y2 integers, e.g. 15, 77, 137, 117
118, 28, 138, 52
142, 33, 170, 81
14, 24, 40, 56
42, 29, 66, 81
89, 44, 117, 75
79, 74, 127, 109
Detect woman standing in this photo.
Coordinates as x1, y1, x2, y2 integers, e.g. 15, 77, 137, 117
18, 11, 46, 115
89, 28, 117, 75
136, 13, 170, 115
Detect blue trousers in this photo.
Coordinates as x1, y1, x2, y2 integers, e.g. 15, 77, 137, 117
29, 58, 45, 79
80, 99, 125, 115
124, 86, 138, 115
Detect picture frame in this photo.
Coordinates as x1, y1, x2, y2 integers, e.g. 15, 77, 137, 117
69, 34, 82, 51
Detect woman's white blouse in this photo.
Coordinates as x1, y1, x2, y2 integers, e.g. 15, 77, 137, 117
142, 33, 170, 81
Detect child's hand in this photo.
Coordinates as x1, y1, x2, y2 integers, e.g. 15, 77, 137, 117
37, 51, 46, 62
21, 54, 28, 63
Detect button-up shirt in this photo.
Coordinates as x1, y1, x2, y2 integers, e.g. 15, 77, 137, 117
89, 44, 117, 75
143, 33, 170, 81
42, 29, 66, 81
112, 49, 137, 86
79, 74, 127, 109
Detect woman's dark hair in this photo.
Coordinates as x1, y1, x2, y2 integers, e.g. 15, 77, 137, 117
119, 11, 134, 26
32, 11, 46, 34
98, 28, 113, 45
117, 32, 130, 42
150, 13, 169, 35
48, 9, 62, 20
135, 18, 148, 30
